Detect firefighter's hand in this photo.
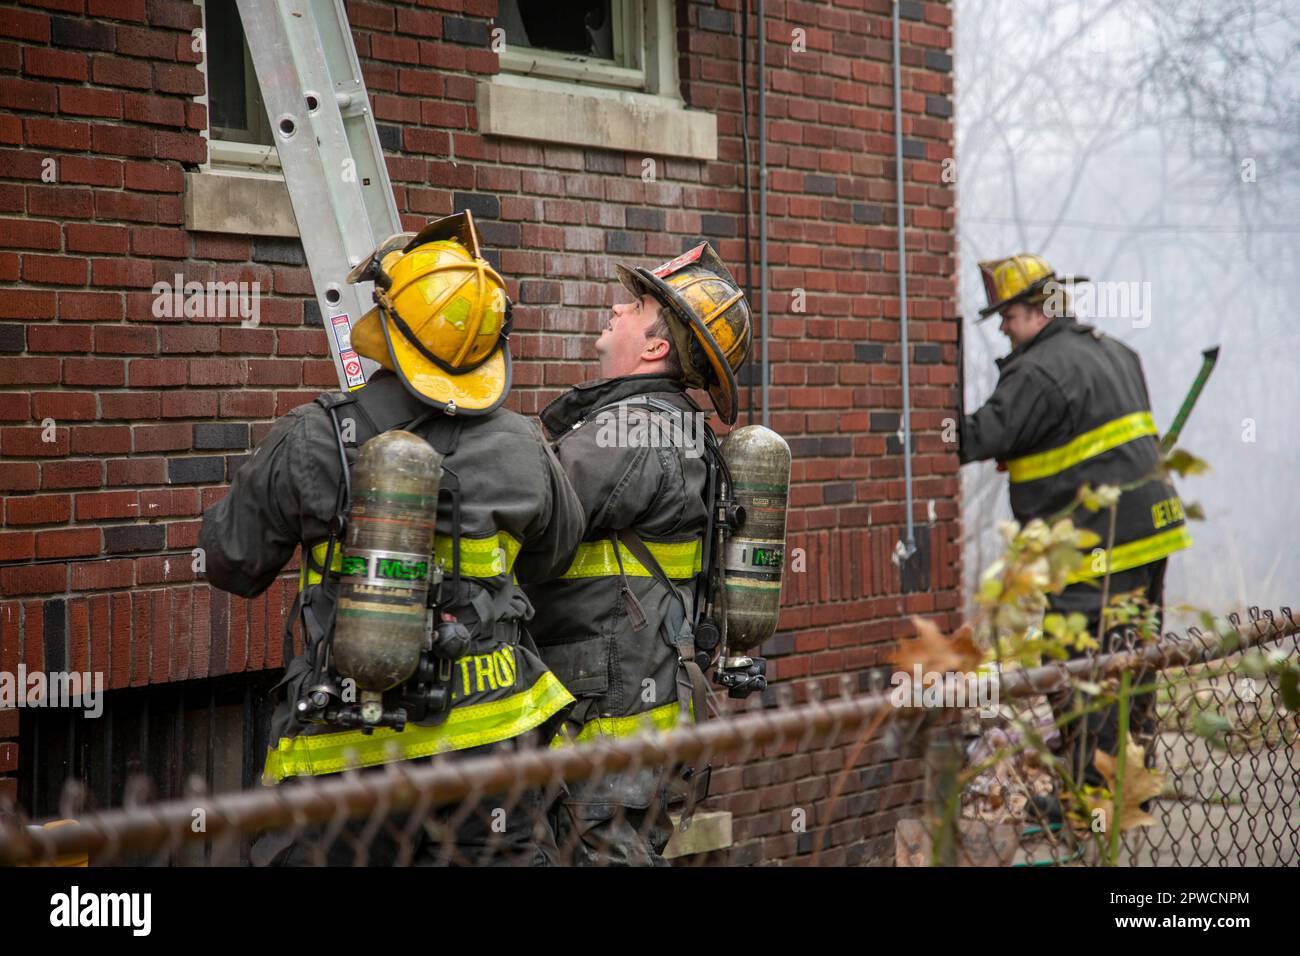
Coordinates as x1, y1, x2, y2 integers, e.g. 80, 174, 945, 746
430, 619, 472, 660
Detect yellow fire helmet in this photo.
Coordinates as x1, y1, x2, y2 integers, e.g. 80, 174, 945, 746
615, 242, 752, 424
347, 211, 511, 414
977, 253, 1089, 320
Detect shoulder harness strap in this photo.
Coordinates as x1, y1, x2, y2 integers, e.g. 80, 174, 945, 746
615, 529, 710, 730
284, 392, 355, 674
587, 393, 691, 422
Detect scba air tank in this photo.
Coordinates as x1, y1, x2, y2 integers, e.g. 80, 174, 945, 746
720, 425, 791, 652
332, 430, 443, 692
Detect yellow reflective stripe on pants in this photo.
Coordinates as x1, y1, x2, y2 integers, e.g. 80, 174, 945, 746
549, 699, 684, 747
261, 670, 574, 784
1067, 525, 1192, 583
559, 538, 703, 580
299, 532, 522, 589
1007, 411, 1157, 484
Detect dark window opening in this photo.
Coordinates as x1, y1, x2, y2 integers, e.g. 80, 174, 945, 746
204, 0, 273, 146
17, 671, 280, 865
500, 0, 616, 60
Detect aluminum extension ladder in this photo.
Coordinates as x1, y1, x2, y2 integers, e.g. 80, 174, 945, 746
235, 0, 401, 392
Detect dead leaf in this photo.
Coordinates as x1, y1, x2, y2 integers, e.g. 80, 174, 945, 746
1161, 448, 1210, 478
1076, 738, 1165, 833
896, 616, 983, 676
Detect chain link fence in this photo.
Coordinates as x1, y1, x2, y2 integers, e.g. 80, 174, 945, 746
1, 607, 1295, 867
941, 607, 1299, 867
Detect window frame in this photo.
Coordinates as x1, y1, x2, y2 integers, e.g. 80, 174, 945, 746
477, 0, 712, 161
193, 0, 283, 175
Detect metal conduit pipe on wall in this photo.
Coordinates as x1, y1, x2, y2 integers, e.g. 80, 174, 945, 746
757, 0, 769, 427
741, 0, 755, 425
892, 0, 917, 562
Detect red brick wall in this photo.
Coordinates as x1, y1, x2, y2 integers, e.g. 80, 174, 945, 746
0, 0, 958, 864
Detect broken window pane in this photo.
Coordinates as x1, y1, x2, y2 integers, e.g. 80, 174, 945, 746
499, 0, 615, 61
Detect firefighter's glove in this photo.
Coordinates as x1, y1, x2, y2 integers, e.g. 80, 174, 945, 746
430, 620, 472, 660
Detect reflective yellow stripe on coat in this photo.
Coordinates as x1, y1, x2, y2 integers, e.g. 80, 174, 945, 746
1006, 411, 1157, 484
434, 533, 521, 579
559, 538, 703, 580
1067, 525, 1193, 583
299, 532, 522, 590
549, 699, 690, 749
262, 670, 573, 784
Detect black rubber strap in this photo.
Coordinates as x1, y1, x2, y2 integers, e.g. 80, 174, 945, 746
608, 530, 649, 632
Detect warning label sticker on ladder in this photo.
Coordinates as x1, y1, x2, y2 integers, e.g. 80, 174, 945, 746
341, 351, 364, 388
330, 313, 353, 352
330, 313, 366, 388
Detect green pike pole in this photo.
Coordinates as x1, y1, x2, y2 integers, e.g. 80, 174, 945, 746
1160, 346, 1220, 452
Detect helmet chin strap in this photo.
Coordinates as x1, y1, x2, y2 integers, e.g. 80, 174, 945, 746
372, 287, 511, 378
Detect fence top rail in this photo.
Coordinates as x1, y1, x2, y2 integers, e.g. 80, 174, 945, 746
996, 605, 1297, 699
0, 605, 1294, 865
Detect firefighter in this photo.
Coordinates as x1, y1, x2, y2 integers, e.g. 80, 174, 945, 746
959, 254, 1191, 795
198, 214, 585, 866
523, 242, 752, 866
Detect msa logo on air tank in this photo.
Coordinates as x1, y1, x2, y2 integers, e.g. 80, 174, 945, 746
340, 553, 430, 583
374, 557, 428, 581
745, 545, 784, 569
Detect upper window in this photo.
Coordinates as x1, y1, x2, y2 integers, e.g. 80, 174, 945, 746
196, 0, 280, 171
503, 1, 621, 60
497, 0, 679, 97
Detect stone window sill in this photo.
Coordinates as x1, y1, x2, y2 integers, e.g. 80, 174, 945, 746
184, 167, 298, 237
477, 73, 717, 161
